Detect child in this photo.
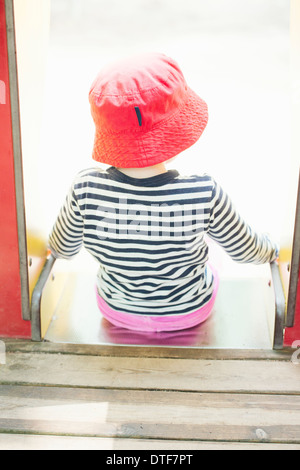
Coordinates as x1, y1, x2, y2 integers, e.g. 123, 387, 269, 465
48, 52, 278, 333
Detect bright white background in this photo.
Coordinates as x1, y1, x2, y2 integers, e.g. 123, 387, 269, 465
16, 0, 297, 252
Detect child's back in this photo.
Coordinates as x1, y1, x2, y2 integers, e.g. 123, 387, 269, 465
48, 53, 278, 332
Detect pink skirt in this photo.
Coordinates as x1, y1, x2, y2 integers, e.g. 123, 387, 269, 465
96, 265, 219, 333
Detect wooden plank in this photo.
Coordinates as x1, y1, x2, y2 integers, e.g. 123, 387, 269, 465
0, 434, 299, 450
0, 352, 299, 394
0, 385, 299, 444
3, 339, 293, 360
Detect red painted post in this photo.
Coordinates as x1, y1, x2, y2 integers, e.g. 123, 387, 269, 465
284, 270, 300, 347
0, 0, 31, 338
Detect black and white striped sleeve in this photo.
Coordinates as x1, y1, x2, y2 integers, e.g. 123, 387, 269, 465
208, 180, 278, 264
48, 184, 84, 259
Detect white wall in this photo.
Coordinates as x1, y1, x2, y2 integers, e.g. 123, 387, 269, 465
288, 0, 300, 249
13, 0, 51, 239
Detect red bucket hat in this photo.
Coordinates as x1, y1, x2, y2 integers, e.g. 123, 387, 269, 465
89, 53, 208, 168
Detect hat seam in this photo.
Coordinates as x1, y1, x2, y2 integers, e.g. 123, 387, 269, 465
137, 130, 149, 165
90, 72, 182, 98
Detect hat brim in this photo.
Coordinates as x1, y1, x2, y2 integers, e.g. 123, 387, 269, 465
91, 87, 208, 169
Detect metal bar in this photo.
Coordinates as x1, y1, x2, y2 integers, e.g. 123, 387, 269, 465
4, 0, 30, 321
31, 254, 56, 342
270, 260, 287, 350
286, 170, 300, 328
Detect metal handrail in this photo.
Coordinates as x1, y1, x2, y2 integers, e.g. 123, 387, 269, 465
270, 260, 287, 350
30, 253, 57, 341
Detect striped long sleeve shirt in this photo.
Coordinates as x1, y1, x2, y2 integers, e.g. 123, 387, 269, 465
49, 167, 278, 317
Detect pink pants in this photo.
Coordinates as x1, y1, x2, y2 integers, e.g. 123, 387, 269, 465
96, 266, 219, 333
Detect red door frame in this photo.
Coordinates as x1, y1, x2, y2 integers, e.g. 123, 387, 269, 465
0, 0, 31, 338
284, 271, 300, 347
